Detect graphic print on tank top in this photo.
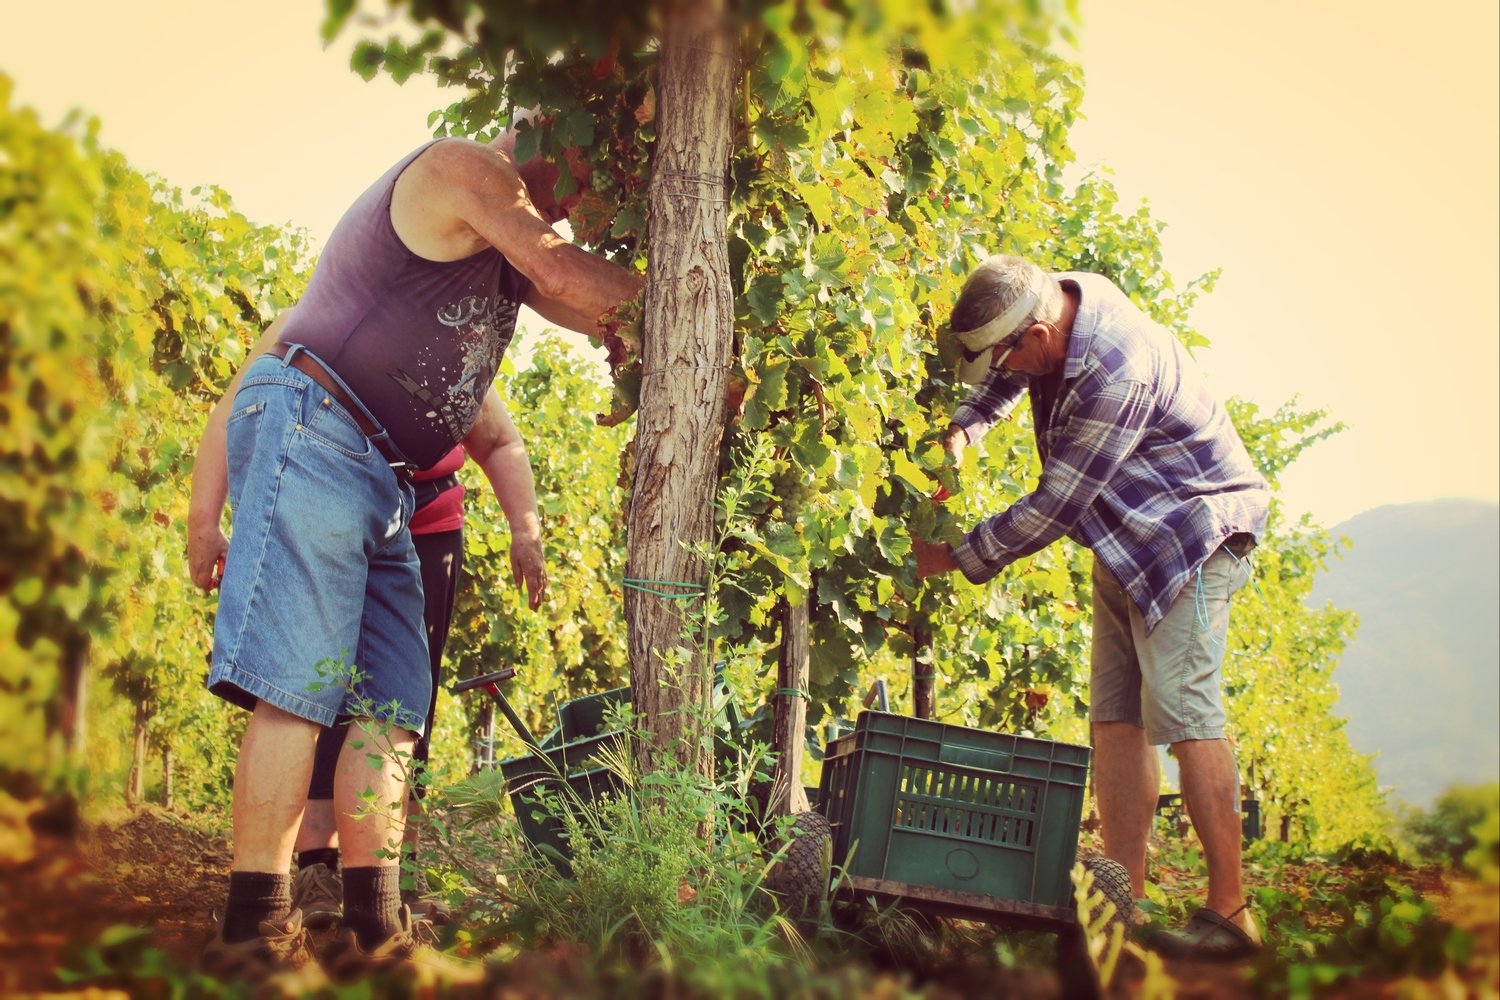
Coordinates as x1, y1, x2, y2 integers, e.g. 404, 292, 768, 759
390, 291, 522, 443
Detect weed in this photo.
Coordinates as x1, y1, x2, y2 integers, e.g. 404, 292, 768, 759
430, 703, 840, 998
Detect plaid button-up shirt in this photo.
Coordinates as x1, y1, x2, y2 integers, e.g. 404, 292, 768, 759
951, 272, 1269, 633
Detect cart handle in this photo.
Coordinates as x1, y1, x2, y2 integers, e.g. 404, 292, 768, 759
450, 667, 540, 747
451, 667, 518, 693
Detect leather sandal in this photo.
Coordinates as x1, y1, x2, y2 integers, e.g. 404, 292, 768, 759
1148, 900, 1262, 962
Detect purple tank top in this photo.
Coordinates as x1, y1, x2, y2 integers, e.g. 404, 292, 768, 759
279, 140, 531, 469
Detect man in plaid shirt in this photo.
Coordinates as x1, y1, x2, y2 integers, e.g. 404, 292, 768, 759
913, 255, 1270, 961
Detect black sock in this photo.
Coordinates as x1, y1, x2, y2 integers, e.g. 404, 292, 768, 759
223, 872, 292, 944
343, 866, 402, 949
296, 847, 341, 872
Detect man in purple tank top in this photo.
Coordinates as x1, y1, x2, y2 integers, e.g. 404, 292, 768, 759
187, 126, 641, 982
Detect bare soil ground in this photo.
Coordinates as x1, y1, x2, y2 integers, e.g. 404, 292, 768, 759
0, 804, 1494, 998
0, 807, 219, 993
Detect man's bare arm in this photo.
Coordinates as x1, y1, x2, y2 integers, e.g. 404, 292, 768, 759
186, 313, 289, 590
461, 387, 547, 610
392, 140, 643, 340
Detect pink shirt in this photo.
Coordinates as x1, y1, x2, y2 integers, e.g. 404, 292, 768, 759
409, 445, 465, 535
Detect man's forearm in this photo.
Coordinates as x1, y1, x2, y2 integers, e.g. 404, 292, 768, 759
188, 393, 232, 531
526, 242, 644, 340
461, 387, 540, 535
546, 239, 644, 321
476, 441, 541, 539
189, 315, 288, 534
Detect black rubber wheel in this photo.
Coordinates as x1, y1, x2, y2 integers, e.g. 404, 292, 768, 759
764, 810, 832, 923
1077, 854, 1135, 945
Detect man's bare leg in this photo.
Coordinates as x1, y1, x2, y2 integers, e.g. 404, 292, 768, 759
1175, 737, 1258, 941
333, 717, 416, 867
1092, 720, 1160, 898
212, 703, 320, 947
232, 703, 320, 872
333, 717, 417, 948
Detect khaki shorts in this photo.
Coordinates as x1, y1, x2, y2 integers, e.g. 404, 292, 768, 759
1089, 545, 1252, 745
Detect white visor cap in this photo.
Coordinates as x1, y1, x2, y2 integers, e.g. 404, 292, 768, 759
953, 288, 1037, 385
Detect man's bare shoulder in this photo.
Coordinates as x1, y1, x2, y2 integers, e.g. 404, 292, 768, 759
393, 138, 529, 259
406, 137, 521, 191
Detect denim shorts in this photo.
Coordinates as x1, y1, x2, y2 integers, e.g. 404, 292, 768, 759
207, 353, 431, 735
1089, 546, 1252, 745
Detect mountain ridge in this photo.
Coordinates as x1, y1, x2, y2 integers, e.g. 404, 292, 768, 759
1311, 498, 1499, 807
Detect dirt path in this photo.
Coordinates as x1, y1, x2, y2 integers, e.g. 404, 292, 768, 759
1, 805, 1494, 997
0, 808, 1250, 997
0, 808, 217, 993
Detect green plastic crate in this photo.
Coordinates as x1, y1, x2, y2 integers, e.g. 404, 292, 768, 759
551, 683, 742, 745
557, 686, 629, 742
501, 729, 627, 871
817, 711, 1091, 910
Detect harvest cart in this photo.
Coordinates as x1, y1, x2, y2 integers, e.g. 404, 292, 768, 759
818, 708, 1131, 996
455, 668, 1130, 996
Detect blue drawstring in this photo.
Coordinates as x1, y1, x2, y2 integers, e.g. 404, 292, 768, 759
1194, 561, 1225, 654
1197, 548, 1263, 657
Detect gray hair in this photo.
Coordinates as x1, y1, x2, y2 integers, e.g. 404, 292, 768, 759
951, 255, 1063, 336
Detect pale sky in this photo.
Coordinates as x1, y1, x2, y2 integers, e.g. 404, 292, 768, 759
2, 0, 1496, 528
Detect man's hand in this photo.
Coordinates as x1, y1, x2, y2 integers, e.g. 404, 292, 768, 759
188, 518, 228, 591
509, 534, 548, 610
932, 424, 970, 503
941, 423, 968, 466
913, 536, 959, 581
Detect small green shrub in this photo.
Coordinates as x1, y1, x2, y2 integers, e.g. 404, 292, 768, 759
1401, 782, 1500, 881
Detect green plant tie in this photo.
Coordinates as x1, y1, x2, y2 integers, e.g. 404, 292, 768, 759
912, 672, 937, 682
621, 577, 706, 600
640, 364, 731, 380
775, 687, 809, 700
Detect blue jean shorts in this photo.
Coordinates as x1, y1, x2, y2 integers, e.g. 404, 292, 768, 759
207, 353, 431, 735
1089, 546, 1252, 745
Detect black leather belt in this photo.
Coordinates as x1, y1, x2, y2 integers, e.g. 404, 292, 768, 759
266, 344, 416, 481
412, 474, 460, 509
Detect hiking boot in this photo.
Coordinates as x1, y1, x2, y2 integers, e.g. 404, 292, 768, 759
321, 905, 483, 988
291, 862, 343, 930
200, 909, 325, 992
401, 885, 453, 926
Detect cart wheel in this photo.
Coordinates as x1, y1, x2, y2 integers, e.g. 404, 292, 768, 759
1077, 854, 1134, 944
765, 810, 832, 923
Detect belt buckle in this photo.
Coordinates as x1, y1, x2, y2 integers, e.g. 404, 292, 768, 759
389, 460, 417, 482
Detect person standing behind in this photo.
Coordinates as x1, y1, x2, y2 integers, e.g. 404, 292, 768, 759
911, 254, 1269, 961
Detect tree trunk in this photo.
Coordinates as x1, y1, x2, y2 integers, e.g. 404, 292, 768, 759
626, 0, 736, 776
126, 701, 149, 808
64, 638, 88, 763
912, 621, 935, 719
769, 597, 811, 817
474, 700, 495, 774
44, 635, 89, 775
162, 748, 174, 810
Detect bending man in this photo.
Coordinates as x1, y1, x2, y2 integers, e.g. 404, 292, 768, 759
913, 254, 1268, 961
188, 128, 640, 981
